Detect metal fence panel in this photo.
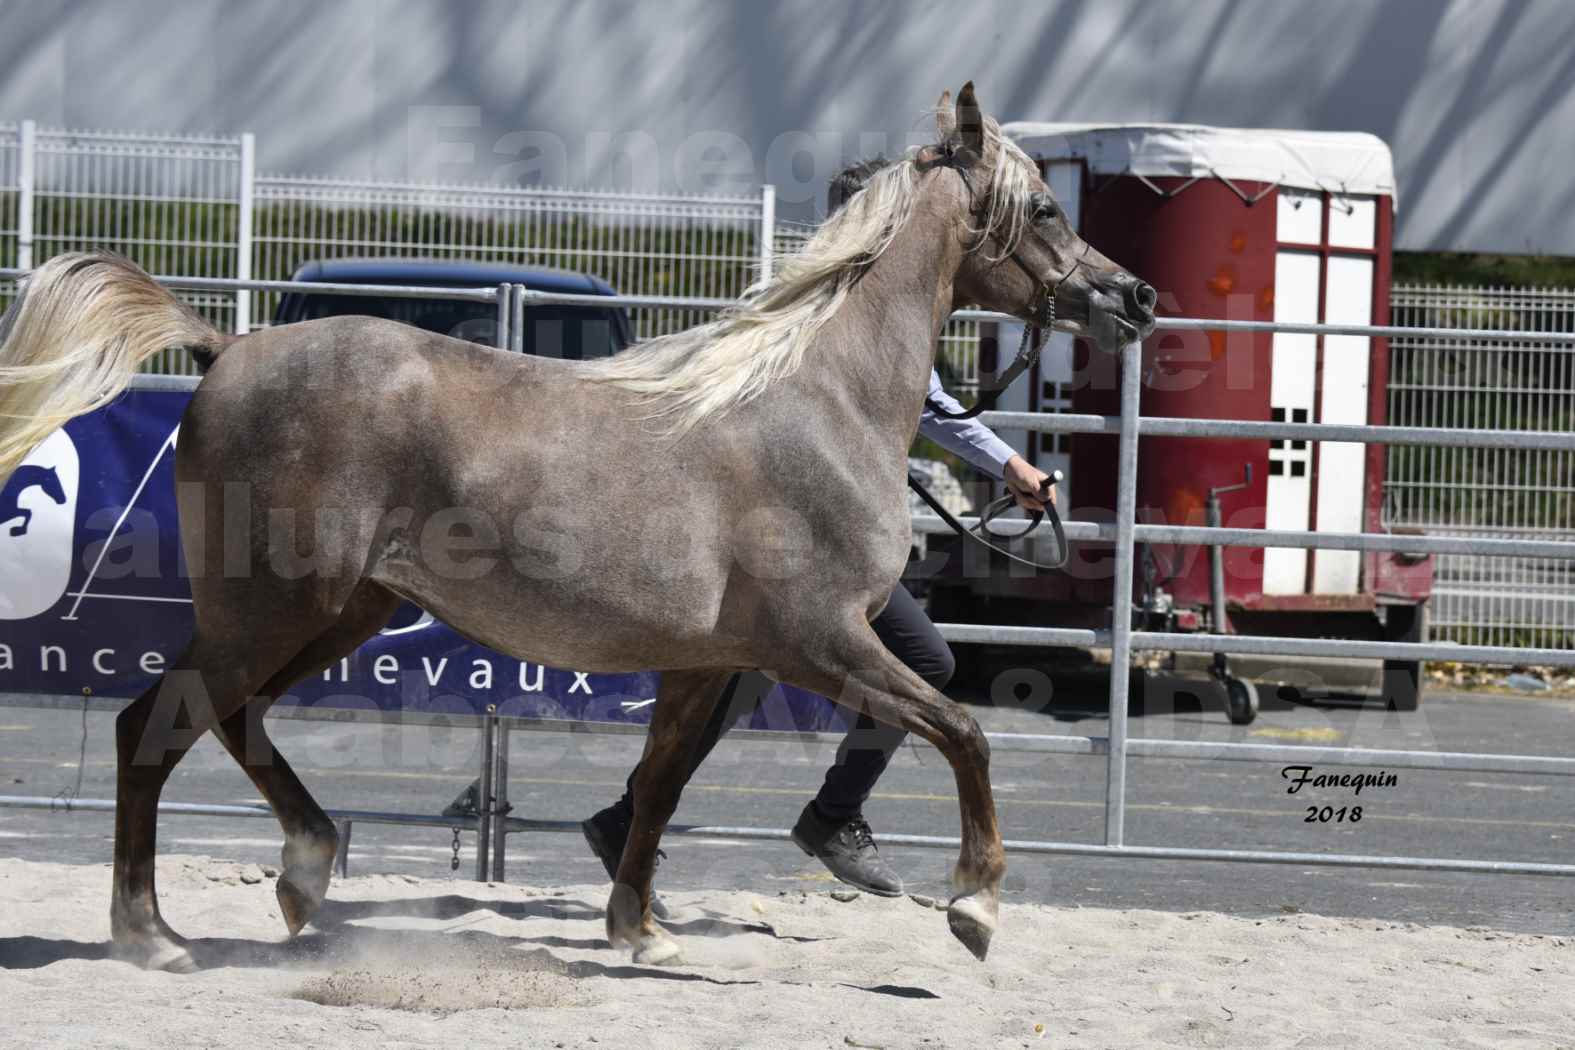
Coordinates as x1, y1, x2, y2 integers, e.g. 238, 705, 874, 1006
1, 113, 1569, 653
251, 175, 765, 340
4, 281, 1575, 885
1387, 283, 1575, 648
27, 126, 245, 358
0, 122, 18, 314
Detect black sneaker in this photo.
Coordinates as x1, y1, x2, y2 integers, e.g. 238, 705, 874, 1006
790, 802, 903, 897
581, 804, 670, 920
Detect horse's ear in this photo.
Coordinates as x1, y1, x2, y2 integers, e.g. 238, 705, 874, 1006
956, 81, 986, 158
935, 90, 955, 137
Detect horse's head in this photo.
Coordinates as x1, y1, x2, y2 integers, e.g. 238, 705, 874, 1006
921, 82, 1156, 353
37, 465, 66, 504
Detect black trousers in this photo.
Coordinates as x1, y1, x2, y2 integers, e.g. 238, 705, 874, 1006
615, 583, 955, 823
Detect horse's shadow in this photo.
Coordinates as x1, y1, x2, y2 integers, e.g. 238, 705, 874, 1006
0, 892, 819, 984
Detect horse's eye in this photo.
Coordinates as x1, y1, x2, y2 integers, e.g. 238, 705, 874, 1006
1031, 194, 1059, 222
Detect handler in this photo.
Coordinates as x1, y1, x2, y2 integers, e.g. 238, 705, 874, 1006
582, 160, 1055, 903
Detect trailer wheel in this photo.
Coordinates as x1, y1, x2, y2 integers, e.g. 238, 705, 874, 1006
1225, 676, 1259, 725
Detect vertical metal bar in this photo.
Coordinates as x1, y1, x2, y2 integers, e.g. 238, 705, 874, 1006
495, 282, 511, 351
490, 721, 511, 883
1208, 494, 1228, 636
512, 283, 526, 354
17, 119, 34, 270
334, 819, 352, 878
475, 705, 496, 882
1104, 339, 1143, 846
234, 133, 255, 334
758, 184, 775, 285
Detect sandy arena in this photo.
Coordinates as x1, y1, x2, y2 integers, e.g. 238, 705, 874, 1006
1, 855, 1571, 1049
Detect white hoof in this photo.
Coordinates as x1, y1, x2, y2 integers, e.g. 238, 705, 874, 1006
276, 875, 324, 937
146, 942, 198, 973
277, 830, 336, 936
947, 894, 997, 961
631, 933, 684, 966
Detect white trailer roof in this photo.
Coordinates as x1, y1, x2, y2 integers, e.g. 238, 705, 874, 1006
1002, 122, 1397, 205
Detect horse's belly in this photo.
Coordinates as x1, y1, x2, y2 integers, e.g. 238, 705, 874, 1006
370, 553, 737, 674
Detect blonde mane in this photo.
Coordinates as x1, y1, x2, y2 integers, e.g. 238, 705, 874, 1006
583, 115, 1037, 434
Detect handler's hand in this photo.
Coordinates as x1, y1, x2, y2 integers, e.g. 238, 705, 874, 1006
1003, 455, 1055, 512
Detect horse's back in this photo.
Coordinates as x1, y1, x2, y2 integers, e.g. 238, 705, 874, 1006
183, 316, 535, 481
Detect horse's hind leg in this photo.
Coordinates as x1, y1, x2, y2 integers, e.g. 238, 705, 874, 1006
212, 581, 402, 936
112, 630, 305, 971
111, 568, 386, 970
780, 617, 1005, 961
608, 668, 732, 965
112, 673, 199, 971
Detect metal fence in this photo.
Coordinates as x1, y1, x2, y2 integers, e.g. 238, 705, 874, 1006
0, 115, 1569, 644
23, 123, 248, 346
0, 122, 20, 313
251, 175, 773, 343
482, 291, 1575, 877
0, 120, 994, 380
4, 275, 1575, 889
0, 120, 779, 355
1388, 283, 1575, 649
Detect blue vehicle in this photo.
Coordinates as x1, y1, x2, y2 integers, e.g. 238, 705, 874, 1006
273, 258, 636, 358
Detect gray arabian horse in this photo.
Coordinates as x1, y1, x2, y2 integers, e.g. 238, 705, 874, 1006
0, 84, 1154, 971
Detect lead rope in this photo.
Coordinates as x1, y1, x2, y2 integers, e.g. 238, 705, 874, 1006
922, 290, 1053, 421
909, 471, 1069, 571
911, 277, 1066, 570
909, 293, 1068, 571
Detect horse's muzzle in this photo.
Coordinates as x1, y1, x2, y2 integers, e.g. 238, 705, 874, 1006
1124, 279, 1158, 335
1080, 274, 1157, 352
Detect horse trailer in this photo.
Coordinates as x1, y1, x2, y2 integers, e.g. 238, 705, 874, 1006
926, 124, 1429, 718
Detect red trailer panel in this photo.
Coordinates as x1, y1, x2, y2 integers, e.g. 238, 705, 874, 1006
930, 124, 1432, 711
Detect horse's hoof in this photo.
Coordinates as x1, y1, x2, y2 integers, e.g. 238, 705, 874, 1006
947, 895, 997, 961
276, 830, 335, 937
147, 942, 198, 974
631, 933, 684, 966
114, 934, 196, 973
276, 875, 320, 937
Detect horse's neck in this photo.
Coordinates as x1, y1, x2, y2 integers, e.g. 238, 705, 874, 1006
808, 201, 961, 440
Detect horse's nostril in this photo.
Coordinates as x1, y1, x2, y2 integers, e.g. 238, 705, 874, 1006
1130, 281, 1158, 313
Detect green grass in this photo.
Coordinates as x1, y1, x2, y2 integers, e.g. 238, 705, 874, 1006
1394, 251, 1575, 288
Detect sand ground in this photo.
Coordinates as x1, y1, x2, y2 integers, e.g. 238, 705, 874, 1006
1, 855, 1572, 1049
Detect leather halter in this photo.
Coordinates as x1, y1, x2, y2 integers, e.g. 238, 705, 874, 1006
925, 158, 1089, 421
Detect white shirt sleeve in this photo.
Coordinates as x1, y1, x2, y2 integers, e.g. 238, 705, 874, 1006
917, 369, 1018, 479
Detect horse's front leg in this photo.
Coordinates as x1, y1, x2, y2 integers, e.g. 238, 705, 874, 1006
608, 668, 732, 965
8, 508, 29, 536
781, 616, 1005, 960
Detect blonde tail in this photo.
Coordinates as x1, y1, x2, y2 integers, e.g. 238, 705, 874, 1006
0, 252, 225, 479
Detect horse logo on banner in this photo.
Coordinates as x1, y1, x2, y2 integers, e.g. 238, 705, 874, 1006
0, 430, 79, 619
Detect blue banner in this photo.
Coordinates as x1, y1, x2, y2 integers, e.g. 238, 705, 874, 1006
0, 385, 848, 731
